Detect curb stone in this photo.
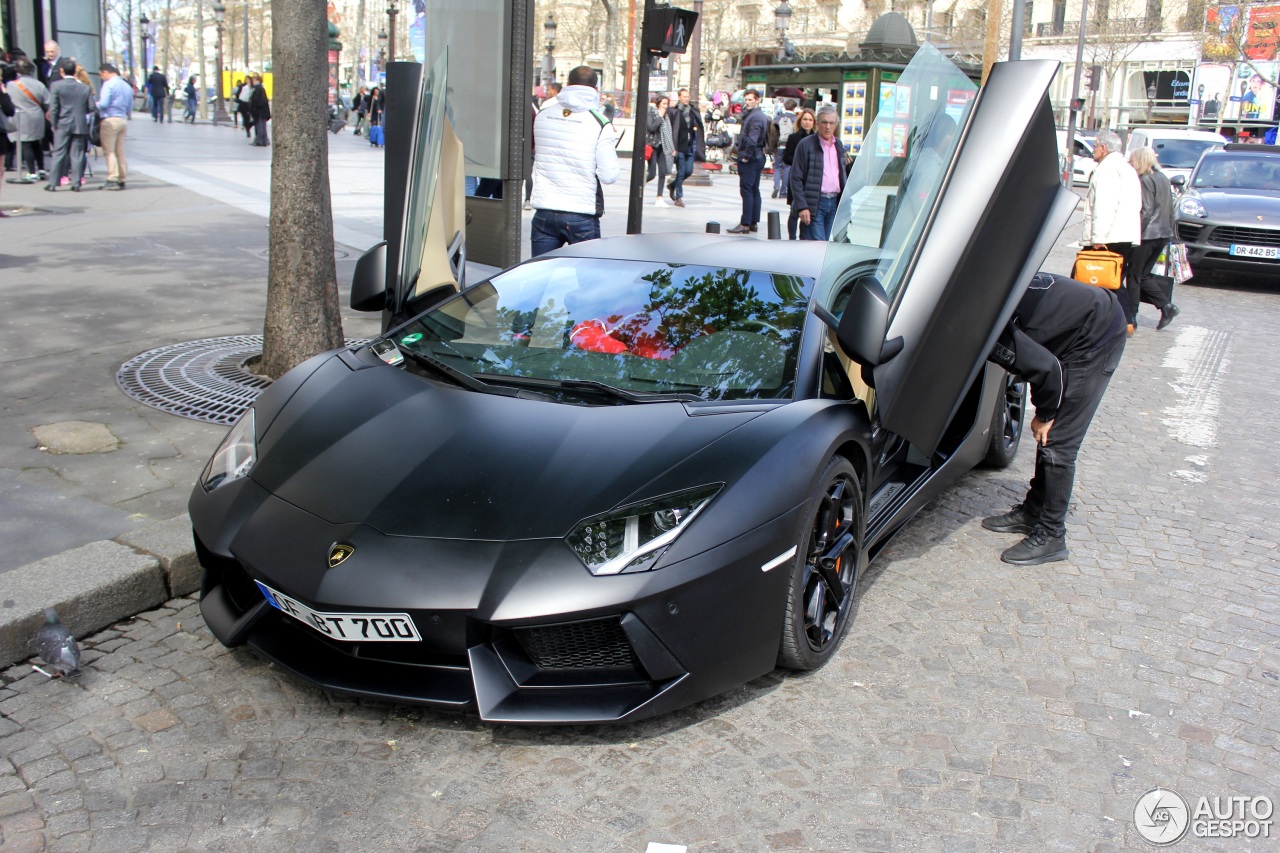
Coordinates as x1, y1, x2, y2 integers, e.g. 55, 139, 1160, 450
0, 516, 198, 670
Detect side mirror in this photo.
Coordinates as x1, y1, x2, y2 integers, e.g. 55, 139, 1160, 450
1170, 174, 1186, 188
350, 241, 388, 312
814, 275, 903, 368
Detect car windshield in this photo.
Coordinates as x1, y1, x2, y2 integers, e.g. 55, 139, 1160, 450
389, 258, 813, 402
1152, 139, 1221, 169
1193, 153, 1280, 190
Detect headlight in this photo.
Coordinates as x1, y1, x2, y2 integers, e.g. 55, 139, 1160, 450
200, 408, 257, 492
566, 485, 721, 575
1178, 196, 1207, 218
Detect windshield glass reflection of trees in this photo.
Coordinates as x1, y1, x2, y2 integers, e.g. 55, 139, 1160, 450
1194, 154, 1280, 191
393, 258, 812, 402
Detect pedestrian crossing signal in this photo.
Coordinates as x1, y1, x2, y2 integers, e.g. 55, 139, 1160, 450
642, 8, 700, 57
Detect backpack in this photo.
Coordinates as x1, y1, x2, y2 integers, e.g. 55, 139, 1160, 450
766, 121, 780, 154
777, 112, 795, 146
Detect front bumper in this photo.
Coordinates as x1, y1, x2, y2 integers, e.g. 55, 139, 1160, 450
1177, 219, 1280, 277
192, 485, 800, 724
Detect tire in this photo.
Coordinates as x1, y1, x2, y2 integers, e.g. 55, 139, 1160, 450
778, 457, 865, 671
982, 371, 1027, 469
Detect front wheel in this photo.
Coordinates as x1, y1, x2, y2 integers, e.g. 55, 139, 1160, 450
778, 457, 865, 671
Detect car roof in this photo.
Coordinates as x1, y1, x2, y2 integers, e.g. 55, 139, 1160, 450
1128, 127, 1226, 142
542, 233, 830, 280
1223, 143, 1280, 154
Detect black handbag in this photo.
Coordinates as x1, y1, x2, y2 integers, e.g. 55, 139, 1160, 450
88, 111, 102, 147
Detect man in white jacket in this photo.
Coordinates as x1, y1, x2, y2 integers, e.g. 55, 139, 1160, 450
530, 66, 620, 257
1082, 130, 1142, 331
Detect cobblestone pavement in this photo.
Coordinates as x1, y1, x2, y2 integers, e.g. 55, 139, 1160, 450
3, 272, 1278, 852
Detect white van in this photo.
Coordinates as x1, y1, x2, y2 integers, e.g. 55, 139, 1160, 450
1124, 128, 1227, 183
1056, 130, 1096, 185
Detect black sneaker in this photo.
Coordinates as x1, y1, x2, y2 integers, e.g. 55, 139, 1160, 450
981, 504, 1038, 535
1000, 528, 1068, 565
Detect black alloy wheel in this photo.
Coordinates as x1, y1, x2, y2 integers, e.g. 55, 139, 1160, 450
778, 457, 865, 670
983, 372, 1027, 468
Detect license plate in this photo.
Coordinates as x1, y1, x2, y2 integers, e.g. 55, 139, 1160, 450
255, 581, 421, 642
1229, 244, 1278, 259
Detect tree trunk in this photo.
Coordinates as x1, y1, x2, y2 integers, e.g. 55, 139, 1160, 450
196, 0, 208, 120
600, 0, 619, 93
257, 0, 344, 380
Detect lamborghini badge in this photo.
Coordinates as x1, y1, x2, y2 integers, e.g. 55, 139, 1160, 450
328, 543, 355, 568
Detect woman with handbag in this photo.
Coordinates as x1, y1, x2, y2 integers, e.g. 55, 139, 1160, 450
1128, 146, 1180, 331
646, 95, 673, 207
781, 108, 816, 239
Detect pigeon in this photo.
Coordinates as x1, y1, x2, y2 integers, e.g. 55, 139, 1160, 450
34, 608, 81, 678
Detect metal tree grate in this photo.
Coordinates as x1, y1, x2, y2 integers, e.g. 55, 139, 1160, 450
115, 335, 365, 425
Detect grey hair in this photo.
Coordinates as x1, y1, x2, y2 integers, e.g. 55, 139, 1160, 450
815, 104, 838, 121
1095, 130, 1123, 154
1129, 145, 1159, 175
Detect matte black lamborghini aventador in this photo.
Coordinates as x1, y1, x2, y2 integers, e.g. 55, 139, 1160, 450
189, 47, 1079, 723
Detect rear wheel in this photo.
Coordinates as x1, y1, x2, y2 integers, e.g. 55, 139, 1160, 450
778, 457, 865, 670
983, 372, 1027, 469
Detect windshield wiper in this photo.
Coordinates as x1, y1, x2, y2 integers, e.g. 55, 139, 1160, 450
472, 373, 701, 403
400, 349, 520, 397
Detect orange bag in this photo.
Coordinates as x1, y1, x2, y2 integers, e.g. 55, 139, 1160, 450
1071, 249, 1124, 290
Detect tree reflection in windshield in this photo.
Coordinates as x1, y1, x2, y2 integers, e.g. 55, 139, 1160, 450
394, 259, 813, 402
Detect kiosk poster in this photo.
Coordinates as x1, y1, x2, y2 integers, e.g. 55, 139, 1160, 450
893, 84, 912, 118
879, 83, 896, 118
875, 122, 894, 157
891, 122, 909, 157
841, 81, 867, 150
945, 88, 976, 124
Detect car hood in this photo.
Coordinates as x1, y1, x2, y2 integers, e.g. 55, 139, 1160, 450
250, 356, 767, 540
1191, 188, 1280, 219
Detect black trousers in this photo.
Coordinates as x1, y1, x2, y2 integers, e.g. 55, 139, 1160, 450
1102, 242, 1138, 323
737, 156, 765, 226
1022, 330, 1127, 538
1130, 237, 1173, 309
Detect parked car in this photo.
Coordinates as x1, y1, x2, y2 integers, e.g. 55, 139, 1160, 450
1125, 127, 1227, 185
1056, 130, 1096, 185
1173, 143, 1280, 279
188, 48, 1077, 723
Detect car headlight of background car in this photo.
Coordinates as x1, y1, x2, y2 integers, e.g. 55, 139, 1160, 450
1178, 196, 1208, 218
200, 408, 257, 492
567, 485, 722, 576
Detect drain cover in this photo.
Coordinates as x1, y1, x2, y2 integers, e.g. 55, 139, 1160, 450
116, 335, 365, 425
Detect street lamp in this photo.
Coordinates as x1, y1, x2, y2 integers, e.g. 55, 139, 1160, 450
1146, 82, 1157, 123
212, 2, 231, 124
387, 1, 399, 64
774, 1, 794, 61
377, 30, 388, 78
542, 13, 557, 88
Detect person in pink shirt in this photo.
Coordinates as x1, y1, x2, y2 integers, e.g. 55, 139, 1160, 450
786, 105, 851, 240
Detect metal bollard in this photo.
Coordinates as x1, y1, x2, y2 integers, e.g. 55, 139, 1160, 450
767, 211, 781, 240
705, 221, 721, 234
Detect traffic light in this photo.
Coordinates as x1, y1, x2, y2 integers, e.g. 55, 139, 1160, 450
1087, 65, 1102, 92
1071, 97, 1086, 111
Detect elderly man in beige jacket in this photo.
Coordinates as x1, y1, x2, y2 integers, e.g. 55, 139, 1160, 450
1082, 129, 1142, 333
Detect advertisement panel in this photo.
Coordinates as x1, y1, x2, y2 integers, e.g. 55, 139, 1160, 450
1244, 4, 1280, 60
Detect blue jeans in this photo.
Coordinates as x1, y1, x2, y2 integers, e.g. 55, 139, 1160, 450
151, 96, 164, 121
773, 161, 790, 193
531, 210, 601, 257
800, 195, 839, 241
737, 155, 765, 226
672, 151, 695, 199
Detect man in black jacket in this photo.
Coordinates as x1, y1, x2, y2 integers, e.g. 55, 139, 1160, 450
665, 87, 703, 207
983, 272, 1127, 565
726, 90, 769, 234
787, 105, 850, 240
147, 65, 169, 123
